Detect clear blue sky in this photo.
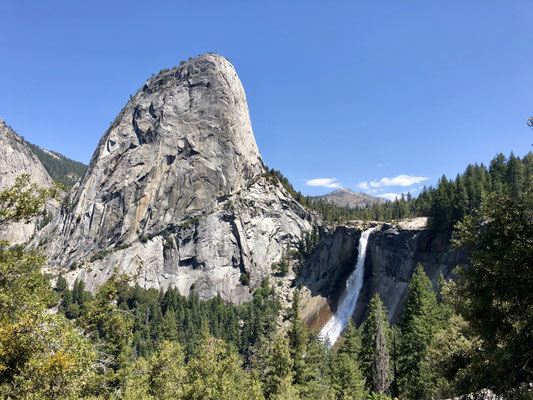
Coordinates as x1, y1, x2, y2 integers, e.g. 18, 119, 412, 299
1, 1, 532, 198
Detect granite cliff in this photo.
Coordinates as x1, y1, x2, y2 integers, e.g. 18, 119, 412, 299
35, 54, 312, 303
0, 118, 56, 244
9, 53, 467, 324
298, 220, 468, 328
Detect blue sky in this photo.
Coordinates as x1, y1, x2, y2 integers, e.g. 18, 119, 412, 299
1, 1, 532, 198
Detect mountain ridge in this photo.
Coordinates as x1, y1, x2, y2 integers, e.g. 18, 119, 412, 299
311, 187, 385, 209
24, 141, 87, 188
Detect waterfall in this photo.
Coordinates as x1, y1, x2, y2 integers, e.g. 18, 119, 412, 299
320, 226, 377, 345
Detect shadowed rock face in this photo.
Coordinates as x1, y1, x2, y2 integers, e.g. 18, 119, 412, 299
36, 54, 312, 303
355, 225, 468, 324
0, 119, 55, 244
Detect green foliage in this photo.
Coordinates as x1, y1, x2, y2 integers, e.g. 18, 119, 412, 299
287, 290, 308, 391
185, 336, 262, 400
97, 279, 282, 362
265, 335, 300, 399
452, 186, 533, 394
89, 249, 112, 262
0, 176, 97, 399
25, 140, 87, 188
0, 174, 62, 225
397, 264, 439, 399
179, 215, 201, 229
240, 271, 251, 286
423, 314, 481, 399
330, 351, 367, 400
273, 246, 291, 276
360, 293, 391, 395
350, 152, 533, 231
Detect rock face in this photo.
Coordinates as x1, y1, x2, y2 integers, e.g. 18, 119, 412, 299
296, 226, 362, 328
356, 224, 468, 323
312, 188, 385, 209
298, 223, 468, 327
0, 118, 55, 244
36, 53, 312, 303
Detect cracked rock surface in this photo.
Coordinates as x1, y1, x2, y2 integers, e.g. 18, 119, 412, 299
0, 118, 55, 244
35, 54, 312, 303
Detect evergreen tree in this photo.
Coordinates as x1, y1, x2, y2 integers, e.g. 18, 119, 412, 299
185, 336, 258, 400
301, 333, 334, 400
149, 340, 187, 399
288, 290, 308, 389
453, 186, 533, 394
329, 351, 367, 400
398, 264, 439, 399
360, 293, 391, 395
329, 318, 367, 399
55, 274, 67, 293
338, 318, 359, 357
265, 335, 299, 399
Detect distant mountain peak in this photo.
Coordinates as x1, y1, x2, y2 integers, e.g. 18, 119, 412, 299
312, 187, 384, 209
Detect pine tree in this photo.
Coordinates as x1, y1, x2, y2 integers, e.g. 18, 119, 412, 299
506, 152, 524, 195
330, 351, 367, 400
360, 293, 391, 395
398, 264, 439, 399
55, 274, 67, 293
185, 336, 259, 400
338, 318, 359, 357
265, 335, 299, 399
288, 290, 308, 388
453, 187, 533, 394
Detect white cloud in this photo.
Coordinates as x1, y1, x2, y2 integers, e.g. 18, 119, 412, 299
378, 192, 407, 201
379, 174, 428, 187
362, 174, 428, 189
377, 163, 385, 168
356, 181, 370, 191
306, 178, 342, 189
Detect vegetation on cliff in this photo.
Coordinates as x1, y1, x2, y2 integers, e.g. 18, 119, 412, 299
1, 119, 532, 397
24, 141, 87, 188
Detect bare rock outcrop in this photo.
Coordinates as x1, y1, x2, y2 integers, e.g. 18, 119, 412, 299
36, 54, 312, 303
0, 118, 55, 244
312, 188, 385, 209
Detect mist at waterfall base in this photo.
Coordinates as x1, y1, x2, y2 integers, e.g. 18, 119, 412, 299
320, 227, 377, 346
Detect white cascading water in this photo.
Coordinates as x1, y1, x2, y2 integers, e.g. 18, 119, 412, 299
320, 226, 377, 345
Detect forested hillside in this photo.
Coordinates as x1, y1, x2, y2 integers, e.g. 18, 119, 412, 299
351, 152, 533, 230
25, 141, 87, 188
267, 152, 533, 230
1, 157, 532, 398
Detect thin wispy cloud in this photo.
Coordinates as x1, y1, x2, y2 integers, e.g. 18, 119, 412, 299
306, 178, 342, 189
357, 174, 428, 190
377, 163, 385, 168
